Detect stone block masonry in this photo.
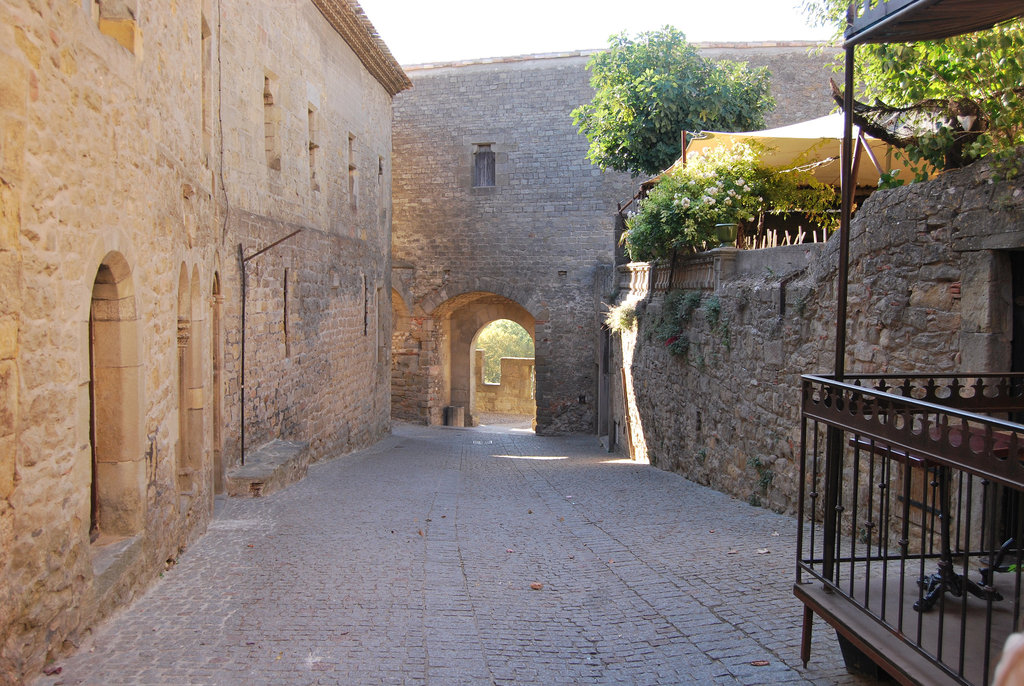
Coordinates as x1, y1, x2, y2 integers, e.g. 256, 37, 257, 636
610, 155, 1024, 513
391, 53, 636, 434
0, 0, 407, 681
391, 44, 837, 435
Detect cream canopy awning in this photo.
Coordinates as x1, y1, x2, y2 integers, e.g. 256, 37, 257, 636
682, 113, 914, 187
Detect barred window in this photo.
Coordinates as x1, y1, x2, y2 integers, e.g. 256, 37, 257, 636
473, 144, 495, 187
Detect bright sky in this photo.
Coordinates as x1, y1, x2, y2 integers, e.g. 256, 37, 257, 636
356, 0, 835, 66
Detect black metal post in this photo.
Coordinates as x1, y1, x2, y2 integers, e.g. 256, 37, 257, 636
822, 40, 857, 586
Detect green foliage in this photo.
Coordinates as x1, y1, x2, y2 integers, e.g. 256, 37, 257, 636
475, 319, 534, 384
703, 295, 731, 351
605, 301, 637, 333
652, 290, 734, 360
748, 455, 775, 501
652, 290, 702, 357
623, 142, 838, 261
803, 1, 1024, 174
571, 26, 775, 177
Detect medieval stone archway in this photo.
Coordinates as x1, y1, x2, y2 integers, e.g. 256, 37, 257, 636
87, 251, 145, 542
470, 319, 535, 425
211, 271, 224, 495
175, 264, 203, 502
421, 291, 535, 427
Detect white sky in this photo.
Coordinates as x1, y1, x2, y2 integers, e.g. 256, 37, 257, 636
356, 0, 835, 66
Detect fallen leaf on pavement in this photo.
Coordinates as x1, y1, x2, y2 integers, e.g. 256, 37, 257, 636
530, 582, 543, 590
417, 530, 423, 536
750, 660, 770, 667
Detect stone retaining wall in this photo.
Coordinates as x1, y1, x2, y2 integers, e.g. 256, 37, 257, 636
611, 155, 1024, 512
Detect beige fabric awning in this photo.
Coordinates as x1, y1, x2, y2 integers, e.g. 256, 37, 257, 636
682, 113, 915, 187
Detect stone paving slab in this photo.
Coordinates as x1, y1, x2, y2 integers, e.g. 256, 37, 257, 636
32, 423, 872, 685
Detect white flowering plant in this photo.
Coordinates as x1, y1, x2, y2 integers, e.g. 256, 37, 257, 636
623, 142, 837, 261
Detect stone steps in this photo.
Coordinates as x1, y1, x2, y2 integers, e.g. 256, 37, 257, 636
225, 439, 310, 497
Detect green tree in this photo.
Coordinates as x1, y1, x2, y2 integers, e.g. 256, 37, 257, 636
476, 320, 534, 384
803, 1, 1024, 174
571, 26, 775, 177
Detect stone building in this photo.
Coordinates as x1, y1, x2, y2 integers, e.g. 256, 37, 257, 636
390, 44, 837, 433
0, 0, 407, 679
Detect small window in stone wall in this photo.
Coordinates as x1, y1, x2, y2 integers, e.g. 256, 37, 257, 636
307, 105, 319, 192
264, 74, 281, 171
348, 134, 358, 213
473, 144, 495, 187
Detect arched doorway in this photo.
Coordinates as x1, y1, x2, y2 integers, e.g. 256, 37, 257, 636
432, 292, 535, 427
470, 319, 535, 425
88, 252, 144, 542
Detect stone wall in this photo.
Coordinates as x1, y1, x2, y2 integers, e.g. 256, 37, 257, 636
698, 43, 840, 128
0, 0, 404, 680
610, 155, 1024, 513
391, 44, 835, 434
473, 351, 535, 416
217, 0, 398, 464
390, 53, 633, 433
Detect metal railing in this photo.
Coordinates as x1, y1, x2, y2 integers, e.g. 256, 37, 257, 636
797, 374, 1024, 685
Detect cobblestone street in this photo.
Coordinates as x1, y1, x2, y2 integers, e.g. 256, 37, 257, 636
35, 422, 869, 686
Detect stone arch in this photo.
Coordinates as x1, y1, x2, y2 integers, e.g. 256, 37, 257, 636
470, 319, 536, 422
433, 292, 535, 426
392, 287, 410, 335
87, 251, 145, 541
420, 278, 544, 321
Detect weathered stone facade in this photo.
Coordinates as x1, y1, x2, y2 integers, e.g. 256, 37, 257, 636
0, 0, 406, 680
390, 53, 633, 433
390, 43, 835, 434
610, 154, 1024, 513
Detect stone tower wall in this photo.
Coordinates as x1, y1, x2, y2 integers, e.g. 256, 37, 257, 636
390, 44, 837, 433
391, 54, 637, 433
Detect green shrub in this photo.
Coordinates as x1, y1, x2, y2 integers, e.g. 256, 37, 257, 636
605, 301, 637, 333
623, 142, 837, 261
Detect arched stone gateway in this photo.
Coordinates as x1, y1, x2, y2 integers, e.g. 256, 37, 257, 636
391, 291, 537, 428
471, 319, 535, 422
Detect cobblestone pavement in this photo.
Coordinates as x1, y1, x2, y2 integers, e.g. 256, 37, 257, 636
35, 423, 872, 686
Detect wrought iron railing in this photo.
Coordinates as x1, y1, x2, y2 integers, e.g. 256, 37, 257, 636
797, 374, 1024, 685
